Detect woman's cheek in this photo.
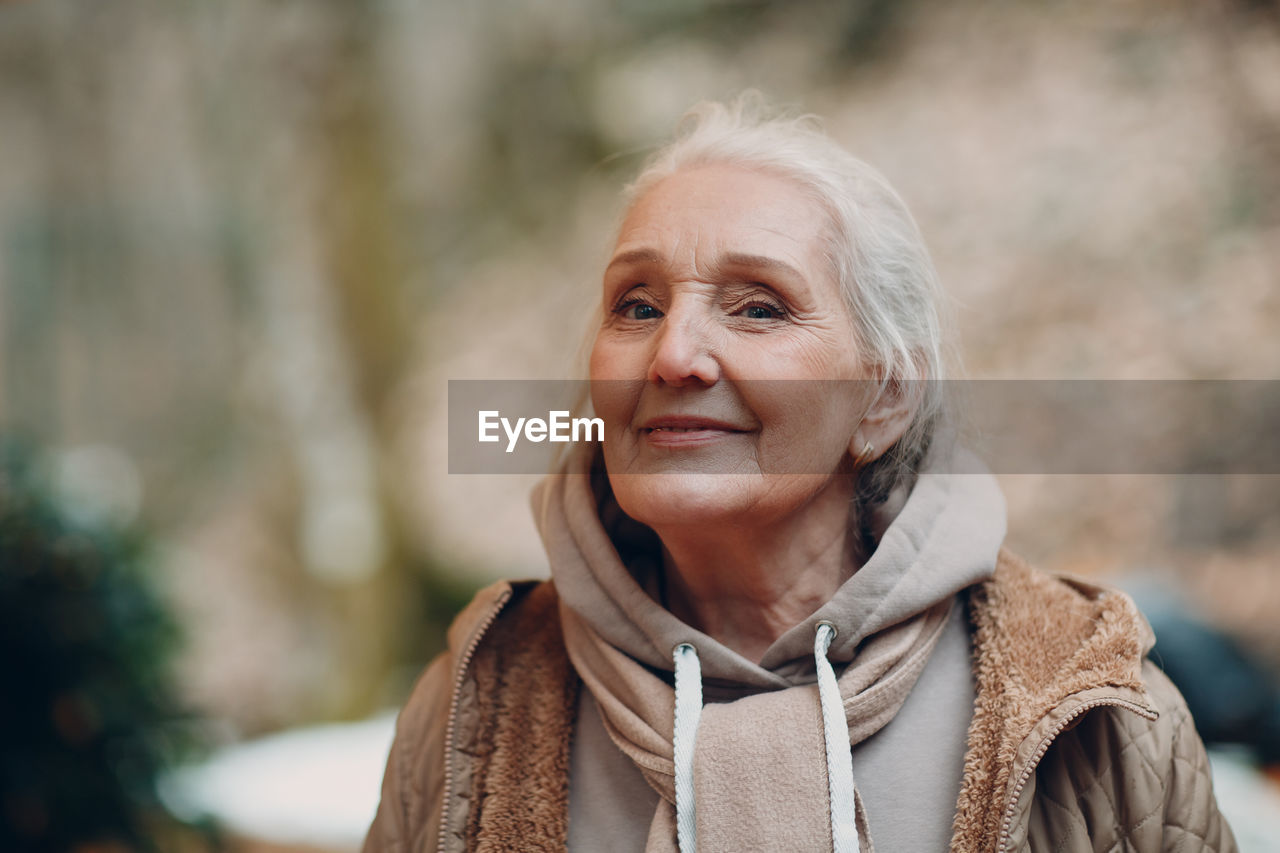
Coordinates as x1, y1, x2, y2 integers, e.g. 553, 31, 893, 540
590, 377, 640, 440
590, 333, 645, 382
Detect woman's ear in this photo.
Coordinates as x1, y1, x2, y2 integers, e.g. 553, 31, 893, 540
849, 376, 923, 463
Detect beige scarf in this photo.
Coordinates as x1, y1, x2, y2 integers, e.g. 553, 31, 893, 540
561, 600, 949, 852
535, 450, 957, 852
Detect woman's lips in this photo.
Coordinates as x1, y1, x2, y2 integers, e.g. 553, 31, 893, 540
639, 416, 750, 448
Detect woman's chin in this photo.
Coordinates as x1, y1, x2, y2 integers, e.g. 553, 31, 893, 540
609, 472, 759, 529
609, 471, 839, 532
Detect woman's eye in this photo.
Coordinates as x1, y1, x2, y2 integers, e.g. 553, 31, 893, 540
737, 302, 784, 320
616, 300, 662, 320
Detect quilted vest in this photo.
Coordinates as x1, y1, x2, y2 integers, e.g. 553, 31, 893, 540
443, 553, 1234, 852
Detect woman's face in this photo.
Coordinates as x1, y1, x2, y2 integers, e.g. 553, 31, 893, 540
590, 163, 876, 531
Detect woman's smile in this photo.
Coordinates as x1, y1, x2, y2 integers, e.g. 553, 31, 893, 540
639, 414, 753, 448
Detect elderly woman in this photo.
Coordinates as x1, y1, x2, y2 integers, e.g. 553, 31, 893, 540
365, 100, 1234, 852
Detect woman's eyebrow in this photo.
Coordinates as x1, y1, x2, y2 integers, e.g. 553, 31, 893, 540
604, 249, 804, 283
605, 248, 664, 275
718, 252, 803, 282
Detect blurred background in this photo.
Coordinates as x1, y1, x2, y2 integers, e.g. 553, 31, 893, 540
2, 0, 1279, 850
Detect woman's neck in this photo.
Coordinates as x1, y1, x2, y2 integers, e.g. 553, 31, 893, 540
657, 490, 862, 664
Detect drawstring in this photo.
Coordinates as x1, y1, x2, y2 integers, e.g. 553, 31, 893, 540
673, 643, 702, 853
815, 622, 860, 853
671, 627, 861, 853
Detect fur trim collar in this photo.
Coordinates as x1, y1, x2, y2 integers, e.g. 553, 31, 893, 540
948, 549, 1158, 852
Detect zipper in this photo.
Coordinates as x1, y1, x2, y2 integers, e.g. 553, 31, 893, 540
995, 696, 1157, 852
436, 586, 514, 853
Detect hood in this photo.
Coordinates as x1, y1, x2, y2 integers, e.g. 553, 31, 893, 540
532, 434, 1008, 690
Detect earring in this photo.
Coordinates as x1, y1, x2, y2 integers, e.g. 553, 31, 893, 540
855, 441, 875, 467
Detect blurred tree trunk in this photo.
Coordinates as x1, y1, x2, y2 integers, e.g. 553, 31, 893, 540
301, 1, 432, 717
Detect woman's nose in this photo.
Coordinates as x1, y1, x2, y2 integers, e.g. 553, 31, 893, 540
647, 310, 720, 387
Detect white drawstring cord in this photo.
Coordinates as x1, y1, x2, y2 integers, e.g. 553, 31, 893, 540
673, 642, 702, 853
815, 622, 860, 853
671, 627, 860, 853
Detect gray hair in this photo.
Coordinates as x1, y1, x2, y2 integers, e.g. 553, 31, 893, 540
617, 94, 951, 503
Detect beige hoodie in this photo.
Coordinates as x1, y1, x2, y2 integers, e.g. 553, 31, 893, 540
535, 439, 1007, 850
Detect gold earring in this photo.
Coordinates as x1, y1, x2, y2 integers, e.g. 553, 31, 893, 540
855, 441, 875, 467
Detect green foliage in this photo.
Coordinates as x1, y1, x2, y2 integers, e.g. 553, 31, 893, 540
0, 439, 208, 852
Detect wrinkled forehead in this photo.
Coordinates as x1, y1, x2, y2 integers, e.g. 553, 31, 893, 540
608, 163, 842, 284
